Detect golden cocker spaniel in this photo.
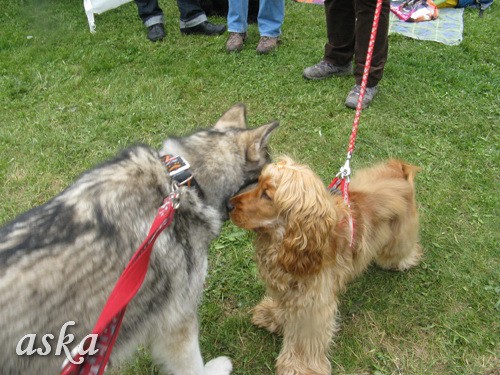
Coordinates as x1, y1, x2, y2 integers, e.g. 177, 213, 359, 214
229, 156, 422, 375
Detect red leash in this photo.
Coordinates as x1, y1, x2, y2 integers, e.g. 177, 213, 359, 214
60, 188, 180, 375
328, 0, 384, 246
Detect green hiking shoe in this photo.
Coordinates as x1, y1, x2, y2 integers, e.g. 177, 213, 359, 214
345, 85, 378, 109
303, 60, 352, 80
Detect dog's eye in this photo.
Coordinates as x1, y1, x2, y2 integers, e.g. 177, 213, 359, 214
261, 190, 272, 201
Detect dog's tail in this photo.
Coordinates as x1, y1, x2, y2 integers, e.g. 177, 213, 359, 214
389, 160, 421, 189
387, 160, 421, 213
350, 160, 421, 222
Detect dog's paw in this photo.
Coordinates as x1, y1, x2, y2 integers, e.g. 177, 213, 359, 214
276, 360, 330, 375
277, 350, 331, 375
251, 297, 282, 334
277, 368, 328, 375
397, 243, 423, 270
204, 356, 232, 375
376, 243, 423, 271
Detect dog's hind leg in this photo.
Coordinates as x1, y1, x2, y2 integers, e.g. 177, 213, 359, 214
375, 161, 423, 271
375, 217, 423, 271
150, 314, 232, 375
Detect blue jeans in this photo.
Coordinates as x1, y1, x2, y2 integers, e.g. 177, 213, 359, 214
228, 0, 285, 37
135, 0, 207, 28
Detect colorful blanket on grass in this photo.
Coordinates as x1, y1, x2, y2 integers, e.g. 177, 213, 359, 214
389, 6, 464, 45
294, 0, 464, 46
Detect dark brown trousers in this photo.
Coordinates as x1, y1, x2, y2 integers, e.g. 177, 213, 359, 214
323, 0, 390, 87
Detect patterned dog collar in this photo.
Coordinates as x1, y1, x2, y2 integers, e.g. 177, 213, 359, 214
160, 154, 204, 198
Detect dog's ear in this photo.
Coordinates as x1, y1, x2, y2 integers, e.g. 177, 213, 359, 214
214, 103, 248, 130
246, 121, 279, 162
274, 160, 335, 276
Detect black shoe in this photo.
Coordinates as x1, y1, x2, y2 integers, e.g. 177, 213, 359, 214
147, 23, 165, 42
180, 21, 226, 36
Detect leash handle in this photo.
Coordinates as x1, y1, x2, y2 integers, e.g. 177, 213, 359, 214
60, 192, 178, 375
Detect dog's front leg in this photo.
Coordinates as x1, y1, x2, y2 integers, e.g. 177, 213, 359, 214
150, 314, 232, 375
276, 302, 337, 375
252, 296, 284, 335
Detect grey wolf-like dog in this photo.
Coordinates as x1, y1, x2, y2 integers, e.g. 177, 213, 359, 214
0, 104, 278, 375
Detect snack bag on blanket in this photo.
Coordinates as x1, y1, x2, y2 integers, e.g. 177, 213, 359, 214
390, 0, 439, 21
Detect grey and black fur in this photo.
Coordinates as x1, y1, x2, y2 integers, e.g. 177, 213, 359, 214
0, 104, 278, 375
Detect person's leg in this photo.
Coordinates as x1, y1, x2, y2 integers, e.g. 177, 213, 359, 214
324, 0, 356, 66
178, 0, 226, 34
227, 0, 249, 33
257, 0, 284, 37
226, 0, 249, 52
353, 0, 390, 87
344, 0, 389, 108
177, 0, 207, 28
134, 0, 165, 41
134, 0, 164, 27
255, 0, 284, 53
303, 0, 354, 78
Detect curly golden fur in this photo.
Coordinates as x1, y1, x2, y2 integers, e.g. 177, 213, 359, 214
229, 156, 423, 375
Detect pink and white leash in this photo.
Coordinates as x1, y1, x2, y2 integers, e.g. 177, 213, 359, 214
328, 0, 384, 247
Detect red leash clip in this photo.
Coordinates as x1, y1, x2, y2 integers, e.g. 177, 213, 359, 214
328, 154, 355, 248
328, 153, 351, 195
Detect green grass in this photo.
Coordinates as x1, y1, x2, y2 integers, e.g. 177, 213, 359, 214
1, 0, 498, 374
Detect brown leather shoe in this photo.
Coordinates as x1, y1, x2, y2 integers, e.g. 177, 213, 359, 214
226, 32, 247, 52
256, 36, 280, 54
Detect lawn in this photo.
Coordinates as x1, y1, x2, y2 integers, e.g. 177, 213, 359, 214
0, 0, 498, 374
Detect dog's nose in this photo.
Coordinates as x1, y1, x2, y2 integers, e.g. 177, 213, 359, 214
226, 200, 235, 212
